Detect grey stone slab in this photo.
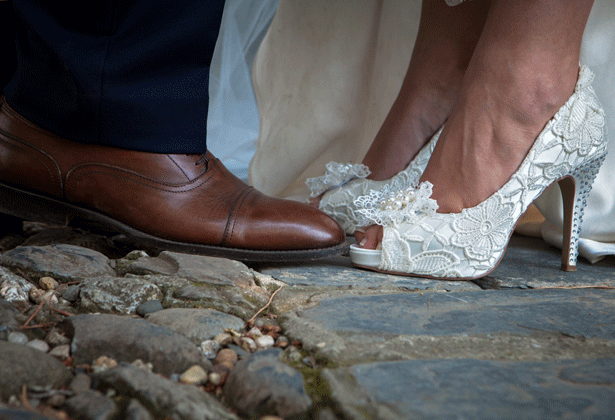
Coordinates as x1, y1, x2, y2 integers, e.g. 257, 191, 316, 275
61, 314, 209, 375
253, 255, 481, 292
95, 364, 238, 420
479, 235, 615, 289
281, 289, 615, 364
0, 341, 72, 400
224, 349, 312, 419
125, 251, 255, 287
145, 308, 245, 344
324, 358, 615, 420
78, 276, 163, 315
0, 244, 115, 282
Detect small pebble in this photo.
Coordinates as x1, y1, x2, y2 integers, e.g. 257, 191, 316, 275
208, 364, 229, 386
208, 371, 223, 386
135, 300, 163, 317
92, 355, 117, 373
179, 365, 208, 385
284, 346, 302, 363
45, 328, 70, 346
131, 359, 154, 371
240, 336, 257, 352
46, 394, 66, 407
214, 333, 233, 345
61, 285, 80, 302
275, 335, 289, 348
123, 250, 149, 260
39, 276, 59, 291
29, 287, 44, 304
255, 335, 275, 349
259, 416, 283, 420
29, 288, 58, 304
8, 331, 29, 345
49, 344, 71, 361
69, 373, 92, 393
214, 348, 238, 366
247, 327, 262, 338
27, 339, 50, 353
200, 339, 221, 359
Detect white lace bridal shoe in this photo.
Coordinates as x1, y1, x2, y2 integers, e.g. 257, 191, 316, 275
350, 66, 607, 280
306, 128, 441, 234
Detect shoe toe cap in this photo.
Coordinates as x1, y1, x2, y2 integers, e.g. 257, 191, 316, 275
228, 193, 346, 251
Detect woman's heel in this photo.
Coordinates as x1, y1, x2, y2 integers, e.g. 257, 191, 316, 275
558, 153, 607, 271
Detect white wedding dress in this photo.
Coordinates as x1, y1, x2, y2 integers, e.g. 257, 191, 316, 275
209, 0, 615, 263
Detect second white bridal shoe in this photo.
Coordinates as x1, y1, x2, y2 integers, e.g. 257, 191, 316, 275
306, 128, 441, 234
350, 66, 607, 280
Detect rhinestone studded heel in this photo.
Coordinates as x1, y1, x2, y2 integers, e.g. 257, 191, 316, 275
350, 66, 607, 280
306, 128, 441, 234
558, 154, 606, 271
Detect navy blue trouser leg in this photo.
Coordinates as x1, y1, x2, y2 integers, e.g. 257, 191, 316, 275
3, 0, 225, 153
0, 2, 18, 92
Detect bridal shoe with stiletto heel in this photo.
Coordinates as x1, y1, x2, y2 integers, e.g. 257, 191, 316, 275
350, 66, 607, 280
306, 128, 441, 234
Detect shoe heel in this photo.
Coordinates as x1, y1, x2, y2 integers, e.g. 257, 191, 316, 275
558, 153, 607, 271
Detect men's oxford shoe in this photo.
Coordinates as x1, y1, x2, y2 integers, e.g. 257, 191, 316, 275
0, 98, 347, 261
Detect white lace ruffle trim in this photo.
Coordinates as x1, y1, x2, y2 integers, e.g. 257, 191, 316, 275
354, 181, 438, 227
306, 162, 371, 197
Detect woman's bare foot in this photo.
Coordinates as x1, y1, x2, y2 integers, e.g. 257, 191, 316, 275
309, 0, 489, 208
359, 0, 595, 249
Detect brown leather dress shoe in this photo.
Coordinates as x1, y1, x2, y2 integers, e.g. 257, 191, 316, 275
0, 98, 347, 261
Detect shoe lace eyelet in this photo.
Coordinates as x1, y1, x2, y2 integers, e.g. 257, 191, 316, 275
195, 153, 209, 171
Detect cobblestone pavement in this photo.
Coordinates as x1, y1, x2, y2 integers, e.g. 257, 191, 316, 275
0, 221, 614, 420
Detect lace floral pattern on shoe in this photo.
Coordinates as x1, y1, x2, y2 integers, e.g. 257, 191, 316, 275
353, 66, 608, 279
306, 162, 370, 198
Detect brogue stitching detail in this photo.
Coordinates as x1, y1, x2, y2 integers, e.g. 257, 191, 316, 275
69, 168, 216, 202
222, 186, 253, 246
67, 161, 218, 190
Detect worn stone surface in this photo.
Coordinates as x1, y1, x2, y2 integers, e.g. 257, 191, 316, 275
133, 274, 266, 319
325, 358, 615, 420
0, 244, 115, 282
281, 288, 615, 364
0, 299, 26, 333
124, 251, 255, 287
62, 314, 208, 375
145, 308, 245, 344
477, 235, 615, 289
78, 276, 163, 314
96, 364, 238, 420
254, 256, 481, 291
0, 267, 32, 302
224, 349, 312, 418
124, 399, 153, 420
64, 389, 118, 420
0, 342, 72, 400
135, 300, 163, 317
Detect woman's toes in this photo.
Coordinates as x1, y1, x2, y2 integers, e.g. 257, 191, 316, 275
360, 225, 383, 249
